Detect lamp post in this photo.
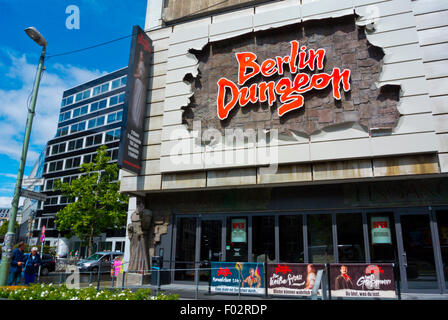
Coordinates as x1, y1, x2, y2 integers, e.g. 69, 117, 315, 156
0, 27, 47, 286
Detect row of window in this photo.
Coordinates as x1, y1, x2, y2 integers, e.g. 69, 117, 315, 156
61, 76, 127, 107
46, 128, 121, 157
56, 109, 123, 138
45, 148, 119, 175
59, 92, 125, 124
44, 195, 76, 206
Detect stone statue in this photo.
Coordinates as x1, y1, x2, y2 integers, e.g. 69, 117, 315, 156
128, 198, 152, 273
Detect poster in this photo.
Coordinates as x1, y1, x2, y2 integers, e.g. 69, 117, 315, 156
211, 262, 265, 295
231, 218, 246, 243
371, 216, 392, 244
266, 263, 326, 297
329, 264, 396, 298
118, 25, 153, 174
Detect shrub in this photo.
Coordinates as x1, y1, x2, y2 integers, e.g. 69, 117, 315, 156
0, 284, 179, 300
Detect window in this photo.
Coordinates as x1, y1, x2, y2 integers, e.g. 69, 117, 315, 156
110, 96, 118, 106
307, 214, 334, 263
68, 138, 83, 151
98, 99, 107, 109
59, 111, 71, 122
101, 83, 109, 93
82, 90, 90, 100
75, 92, 83, 102
112, 79, 121, 90
73, 108, 80, 118
90, 102, 99, 112
336, 213, 365, 262
105, 129, 121, 142
61, 98, 66, 107
117, 111, 123, 121
51, 143, 66, 155
45, 179, 53, 191
96, 116, 105, 127
107, 113, 116, 123
93, 86, 101, 96
56, 127, 69, 137
279, 215, 304, 263
118, 93, 125, 103
111, 149, 118, 160
65, 96, 74, 106
86, 134, 102, 147
65, 157, 81, 169
252, 216, 275, 263
121, 77, 127, 86
88, 119, 96, 129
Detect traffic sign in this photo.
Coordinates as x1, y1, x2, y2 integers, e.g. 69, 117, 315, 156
20, 188, 47, 201
22, 178, 44, 187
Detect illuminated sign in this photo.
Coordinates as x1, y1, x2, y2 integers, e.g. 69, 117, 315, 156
231, 218, 247, 243
217, 40, 351, 120
371, 217, 392, 244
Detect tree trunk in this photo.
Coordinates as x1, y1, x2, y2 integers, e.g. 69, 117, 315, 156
88, 224, 95, 257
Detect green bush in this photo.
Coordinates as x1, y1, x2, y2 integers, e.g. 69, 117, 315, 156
0, 284, 179, 300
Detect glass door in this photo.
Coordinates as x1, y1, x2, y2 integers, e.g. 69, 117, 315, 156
199, 219, 223, 282
395, 210, 440, 292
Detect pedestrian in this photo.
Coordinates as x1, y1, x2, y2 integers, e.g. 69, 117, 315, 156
23, 247, 41, 286
111, 256, 123, 287
8, 241, 26, 286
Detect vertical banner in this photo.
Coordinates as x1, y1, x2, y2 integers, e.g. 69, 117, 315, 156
329, 264, 396, 298
266, 263, 326, 297
118, 25, 153, 174
210, 262, 265, 295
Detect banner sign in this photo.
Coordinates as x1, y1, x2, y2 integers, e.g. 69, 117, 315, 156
211, 262, 265, 295
329, 264, 396, 298
217, 40, 351, 120
371, 217, 392, 244
266, 263, 325, 297
230, 218, 247, 243
118, 25, 153, 174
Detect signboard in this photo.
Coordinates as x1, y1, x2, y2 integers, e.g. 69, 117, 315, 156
21, 188, 47, 202
329, 264, 396, 299
266, 263, 325, 297
118, 25, 153, 174
231, 218, 247, 243
371, 216, 392, 244
40, 226, 46, 243
22, 178, 44, 187
217, 41, 351, 120
211, 262, 265, 295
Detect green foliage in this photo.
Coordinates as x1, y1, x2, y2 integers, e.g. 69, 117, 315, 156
0, 284, 179, 300
53, 145, 129, 253
23, 245, 56, 256
0, 222, 19, 237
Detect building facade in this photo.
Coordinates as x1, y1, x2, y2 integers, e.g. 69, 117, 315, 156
33, 68, 128, 257
121, 0, 448, 294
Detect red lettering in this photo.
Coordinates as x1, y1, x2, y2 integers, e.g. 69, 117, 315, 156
289, 41, 299, 74
259, 81, 276, 106
239, 84, 258, 107
331, 68, 351, 100
261, 59, 277, 77
276, 55, 290, 75
217, 78, 240, 120
275, 78, 305, 117
235, 52, 260, 85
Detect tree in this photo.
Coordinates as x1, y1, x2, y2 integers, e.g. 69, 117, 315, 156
54, 145, 129, 257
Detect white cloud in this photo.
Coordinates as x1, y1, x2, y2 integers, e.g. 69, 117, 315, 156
0, 196, 25, 208
0, 173, 16, 179
0, 50, 106, 163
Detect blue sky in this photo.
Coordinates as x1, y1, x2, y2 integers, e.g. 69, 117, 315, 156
0, 0, 147, 207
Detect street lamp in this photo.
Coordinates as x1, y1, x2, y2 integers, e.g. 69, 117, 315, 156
0, 27, 47, 286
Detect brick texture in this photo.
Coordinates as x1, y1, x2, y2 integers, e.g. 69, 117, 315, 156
183, 15, 401, 136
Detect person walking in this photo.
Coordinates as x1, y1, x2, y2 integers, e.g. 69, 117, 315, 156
23, 247, 41, 285
8, 241, 26, 285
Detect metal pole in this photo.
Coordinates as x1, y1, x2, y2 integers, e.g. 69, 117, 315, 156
0, 46, 46, 286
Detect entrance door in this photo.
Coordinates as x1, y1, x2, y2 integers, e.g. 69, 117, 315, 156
396, 211, 441, 292
199, 219, 223, 282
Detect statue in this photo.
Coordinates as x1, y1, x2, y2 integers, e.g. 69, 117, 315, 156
128, 198, 152, 273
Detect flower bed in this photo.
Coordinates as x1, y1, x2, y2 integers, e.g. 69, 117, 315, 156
0, 284, 178, 300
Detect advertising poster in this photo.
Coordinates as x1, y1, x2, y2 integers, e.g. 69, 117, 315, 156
210, 262, 265, 295
371, 217, 392, 244
118, 25, 153, 174
231, 218, 247, 243
266, 263, 326, 297
329, 264, 396, 298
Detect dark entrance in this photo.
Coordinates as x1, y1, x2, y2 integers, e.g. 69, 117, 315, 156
199, 219, 222, 282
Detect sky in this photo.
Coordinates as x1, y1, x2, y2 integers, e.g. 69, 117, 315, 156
0, 0, 147, 207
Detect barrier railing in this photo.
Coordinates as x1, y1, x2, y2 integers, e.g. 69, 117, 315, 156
12, 261, 401, 300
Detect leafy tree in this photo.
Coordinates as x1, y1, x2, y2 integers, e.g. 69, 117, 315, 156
0, 222, 19, 238
54, 145, 128, 256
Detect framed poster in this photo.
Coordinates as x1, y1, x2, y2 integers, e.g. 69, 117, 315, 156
231, 218, 247, 243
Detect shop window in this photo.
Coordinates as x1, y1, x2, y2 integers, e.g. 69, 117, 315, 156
279, 215, 304, 263
252, 216, 275, 263
336, 213, 365, 262
307, 214, 334, 263
226, 217, 248, 262
436, 210, 448, 289
175, 218, 196, 281
367, 212, 397, 263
